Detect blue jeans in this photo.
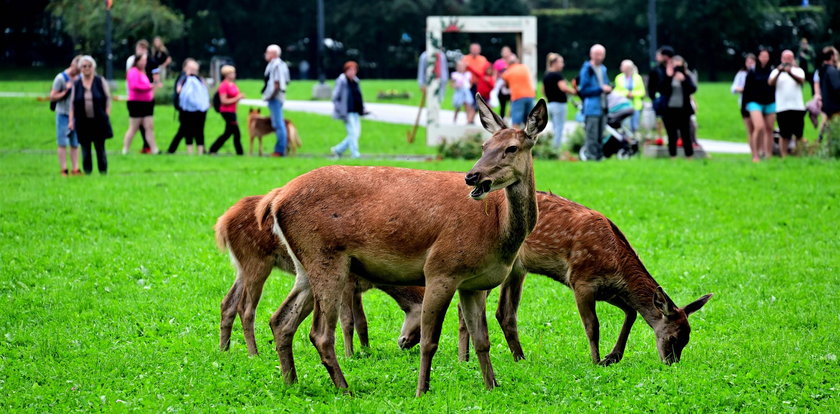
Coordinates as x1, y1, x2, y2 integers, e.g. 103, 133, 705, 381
56, 113, 78, 147
333, 113, 361, 158
510, 97, 535, 126
267, 99, 288, 155
623, 110, 640, 132
547, 102, 567, 148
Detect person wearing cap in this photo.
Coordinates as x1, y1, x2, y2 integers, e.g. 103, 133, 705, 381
209, 65, 245, 155
331, 61, 365, 159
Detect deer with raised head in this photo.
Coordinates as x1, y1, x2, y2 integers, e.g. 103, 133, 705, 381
459, 191, 713, 365
254, 95, 547, 396
215, 195, 424, 356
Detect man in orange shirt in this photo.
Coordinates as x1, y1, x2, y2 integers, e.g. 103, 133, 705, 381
461, 43, 489, 122
501, 54, 535, 128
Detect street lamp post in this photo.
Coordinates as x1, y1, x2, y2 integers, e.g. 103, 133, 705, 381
311, 0, 332, 99
648, 0, 657, 68
104, 0, 113, 81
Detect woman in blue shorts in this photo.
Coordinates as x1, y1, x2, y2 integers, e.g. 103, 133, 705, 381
743, 49, 776, 162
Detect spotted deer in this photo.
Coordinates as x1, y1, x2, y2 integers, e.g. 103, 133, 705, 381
254, 95, 547, 396
215, 195, 424, 356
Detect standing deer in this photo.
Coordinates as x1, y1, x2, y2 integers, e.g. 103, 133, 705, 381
459, 191, 713, 365
254, 95, 547, 396
215, 195, 424, 356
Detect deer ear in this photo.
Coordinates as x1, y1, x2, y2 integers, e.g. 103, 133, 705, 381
475, 93, 506, 134
683, 293, 713, 316
653, 286, 677, 317
524, 99, 548, 140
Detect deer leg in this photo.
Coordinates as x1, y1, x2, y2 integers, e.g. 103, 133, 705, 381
352, 288, 369, 348
600, 301, 637, 366
307, 258, 351, 389
339, 279, 355, 357
573, 286, 601, 364
416, 281, 457, 397
457, 302, 470, 362
495, 260, 527, 361
269, 278, 314, 384
219, 279, 243, 351
240, 265, 270, 356
460, 289, 498, 390
377, 285, 424, 350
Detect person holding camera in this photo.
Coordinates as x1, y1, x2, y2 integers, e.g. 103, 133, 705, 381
743, 49, 776, 162
654, 54, 697, 158
769, 50, 806, 157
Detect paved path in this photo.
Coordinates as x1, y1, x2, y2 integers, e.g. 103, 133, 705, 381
243, 98, 750, 154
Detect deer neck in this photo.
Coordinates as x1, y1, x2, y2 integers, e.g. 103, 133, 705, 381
499, 155, 538, 261
623, 270, 665, 328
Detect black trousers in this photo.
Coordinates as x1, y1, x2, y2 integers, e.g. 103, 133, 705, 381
168, 111, 206, 152
140, 125, 150, 150
81, 139, 107, 174
663, 107, 694, 157
499, 92, 511, 118
209, 112, 243, 155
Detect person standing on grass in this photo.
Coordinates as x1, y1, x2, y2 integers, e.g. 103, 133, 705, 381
460, 43, 489, 124
743, 49, 776, 162
502, 54, 536, 130
167, 61, 191, 154
68, 56, 113, 175
798, 38, 815, 95
263, 44, 290, 157
731, 53, 757, 146
613, 59, 646, 134
492, 46, 513, 118
543, 53, 575, 148
151, 36, 172, 81
578, 44, 611, 161
331, 61, 365, 159
817, 47, 840, 141
167, 59, 209, 155
769, 50, 806, 157
450, 61, 475, 124
125, 40, 155, 154
123, 53, 161, 155
50, 55, 82, 176
655, 55, 697, 158
209, 65, 245, 155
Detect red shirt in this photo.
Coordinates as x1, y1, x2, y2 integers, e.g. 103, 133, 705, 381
218, 80, 239, 113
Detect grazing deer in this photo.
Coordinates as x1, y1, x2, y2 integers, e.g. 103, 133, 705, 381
215, 195, 423, 356
458, 191, 713, 365
254, 95, 547, 396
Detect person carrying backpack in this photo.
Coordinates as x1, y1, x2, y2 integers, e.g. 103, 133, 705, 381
166, 59, 209, 154
50, 55, 82, 175
209, 65, 245, 155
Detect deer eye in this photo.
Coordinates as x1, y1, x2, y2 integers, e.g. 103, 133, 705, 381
505, 146, 518, 154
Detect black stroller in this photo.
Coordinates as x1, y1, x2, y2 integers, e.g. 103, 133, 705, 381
576, 92, 639, 160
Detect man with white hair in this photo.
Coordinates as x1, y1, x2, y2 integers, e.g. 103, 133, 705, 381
769, 50, 806, 157
263, 44, 290, 157
577, 44, 611, 161
50, 55, 82, 176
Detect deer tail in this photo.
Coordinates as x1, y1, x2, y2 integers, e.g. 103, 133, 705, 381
255, 188, 283, 231
214, 209, 233, 252
256, 187, 308, 282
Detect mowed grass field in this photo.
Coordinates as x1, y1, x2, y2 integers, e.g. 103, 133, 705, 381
1, 79, 839, 412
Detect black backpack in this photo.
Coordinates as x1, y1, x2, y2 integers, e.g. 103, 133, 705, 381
212, 90, 222, 113
173, 72, 186, 111
50, 71, 71, 112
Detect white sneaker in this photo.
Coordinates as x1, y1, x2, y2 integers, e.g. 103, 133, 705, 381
121, 148, 128, 155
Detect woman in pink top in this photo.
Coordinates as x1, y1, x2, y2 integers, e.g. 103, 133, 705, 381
123, 53, 160, 154
209, 65, 245, 155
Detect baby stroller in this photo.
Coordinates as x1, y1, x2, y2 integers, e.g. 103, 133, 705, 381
575, 92, 639, 160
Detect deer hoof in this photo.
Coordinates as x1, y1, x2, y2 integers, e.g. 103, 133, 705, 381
512, 352, 526, 362
598, 354, 622, 366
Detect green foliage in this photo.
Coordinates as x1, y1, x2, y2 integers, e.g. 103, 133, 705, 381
48, 0, 184, 54
437, 131, 565, 160
825, 117, 840, 158
563, 125, 586, 154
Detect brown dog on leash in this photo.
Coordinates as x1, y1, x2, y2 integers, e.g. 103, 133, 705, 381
247, 108, 302, 156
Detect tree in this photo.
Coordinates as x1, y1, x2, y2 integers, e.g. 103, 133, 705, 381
49, 0, 184, 55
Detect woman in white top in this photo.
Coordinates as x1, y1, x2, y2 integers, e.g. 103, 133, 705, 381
731, 54, 756, 144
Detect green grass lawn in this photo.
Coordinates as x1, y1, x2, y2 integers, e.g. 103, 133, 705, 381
1, 81, 839, 411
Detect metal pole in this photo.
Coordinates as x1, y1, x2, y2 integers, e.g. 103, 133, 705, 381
317, 0, 325, 84
648, 0, 657, 68
105, 5, 113, 81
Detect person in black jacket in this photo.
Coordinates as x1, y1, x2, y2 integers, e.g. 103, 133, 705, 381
743, 49, 776, 162
818, 47, 840, 119
654, 55, 697, 158
68, 56, 113, 175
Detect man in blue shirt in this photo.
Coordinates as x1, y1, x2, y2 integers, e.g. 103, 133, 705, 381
578, 44, 612, 161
